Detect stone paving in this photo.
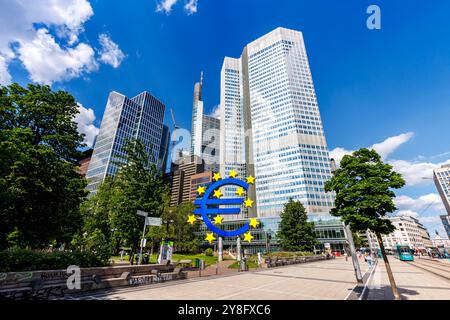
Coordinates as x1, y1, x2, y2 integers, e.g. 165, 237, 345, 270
365, 256, 450, 300
73, 257, 369, 300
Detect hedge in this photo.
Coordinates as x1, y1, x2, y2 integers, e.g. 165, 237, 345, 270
0, 248, 110, 272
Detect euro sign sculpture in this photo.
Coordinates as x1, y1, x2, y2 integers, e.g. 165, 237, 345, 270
194, 178, 250, 237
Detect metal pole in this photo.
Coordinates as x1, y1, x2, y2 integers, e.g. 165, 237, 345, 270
218, 237, 223, 262
138, 219, 147, 265
343, 223, 363, 283
236, 236, 241, 262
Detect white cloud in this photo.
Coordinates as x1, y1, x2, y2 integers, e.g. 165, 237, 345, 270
98, 34, 125, 68
184, 0, 198, 15
370, 132, 414, 160
18, 28, 98, 84
209, 104, 221, 119
329, 132, 414, 165
156, 0, 199, 15
156, 0, 179, 14
329, 147, 353, 165
329, 132, 450, 186
394, 193, 446, 217
75, 103, 99, 147
389, 159, 445, 186
0, 55, 12, 85
0, 0, 124, 85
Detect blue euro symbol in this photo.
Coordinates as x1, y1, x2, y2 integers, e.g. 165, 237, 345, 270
194, 178, 250, 237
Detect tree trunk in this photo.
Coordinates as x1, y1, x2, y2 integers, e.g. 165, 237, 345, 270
376, 232, 400, 300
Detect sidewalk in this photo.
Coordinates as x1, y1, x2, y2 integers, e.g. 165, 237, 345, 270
365, 256, 450, 300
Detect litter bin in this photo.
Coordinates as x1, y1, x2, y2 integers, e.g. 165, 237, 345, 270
195, 258, 200, 268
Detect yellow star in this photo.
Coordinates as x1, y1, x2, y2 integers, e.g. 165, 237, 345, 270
213, 215, 224, 225
212, 172, 222, 182
196, 186, 206, 196
246, 176, 255, 184
213, 189, 223, 199
235, 187, 246, 197
249, 218, 259, 228
244, 198, 254, 208
243, 232, 254, 243
229, 170, 238, 178
205, 233, 216, 244
187, 215, 197, 225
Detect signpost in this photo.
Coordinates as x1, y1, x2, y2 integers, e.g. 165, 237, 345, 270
136, 210, 148, 265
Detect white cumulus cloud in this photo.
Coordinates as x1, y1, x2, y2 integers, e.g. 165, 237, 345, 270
0, 55, 12, 85
329, 132, 414, 165
0, 0, 125, 85
156, 0, 179, 14
18, 28, 98, 84
75, 103, 99, 147
156, 0, 199, 15
184, 0, 198, 15
209, 104, 221, 119
98, 34, 125, 68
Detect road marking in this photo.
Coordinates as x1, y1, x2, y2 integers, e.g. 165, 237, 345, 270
358, 260, 379, 300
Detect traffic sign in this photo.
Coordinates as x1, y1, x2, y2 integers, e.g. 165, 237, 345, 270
146, 217, 162, 226
137, 210, 148, 217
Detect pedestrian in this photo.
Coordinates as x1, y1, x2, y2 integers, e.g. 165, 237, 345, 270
366, 252, 373, 268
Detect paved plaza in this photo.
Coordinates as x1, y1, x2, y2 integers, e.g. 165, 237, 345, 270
364, 256, 450, 300
68, 258, 370, 300
63, 256, 450, 300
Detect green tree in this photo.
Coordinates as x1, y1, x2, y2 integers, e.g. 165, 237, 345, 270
324, 148, 405, 300
277, 199, 319, 252
352, 232, 368, 249
72, 178, 116, 262
109, 139, 170, 264
0, 83, 87, 249
163, 202, 199, 253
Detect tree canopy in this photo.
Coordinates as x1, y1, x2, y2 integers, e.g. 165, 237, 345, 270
324, 148, 405, 235
0, 83, 87, 249
277, 199, 318, 251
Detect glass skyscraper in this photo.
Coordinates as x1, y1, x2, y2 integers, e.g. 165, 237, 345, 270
220, 27, 334, 219
86, 91, 168, 193
434, 164, 450, 238
190, 72, 220, 172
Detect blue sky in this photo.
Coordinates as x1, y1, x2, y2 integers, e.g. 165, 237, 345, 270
1, 0, 449, 237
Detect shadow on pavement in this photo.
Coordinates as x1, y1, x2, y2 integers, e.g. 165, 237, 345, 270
366, 286, 420, 300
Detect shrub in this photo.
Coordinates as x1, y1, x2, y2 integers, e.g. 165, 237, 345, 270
0, 248, 110, 272
204, 248, 214, 257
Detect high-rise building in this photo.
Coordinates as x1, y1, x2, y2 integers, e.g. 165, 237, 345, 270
169, 155, 204, 207
434, 164, 450, 238
86, 91, 168, 192
190, 171, 213, 202
434, 164, 450, 214
440, 215, 450, 239
219, 27, 334, 219
78, 148, 93, 177
190, 73, 220, 172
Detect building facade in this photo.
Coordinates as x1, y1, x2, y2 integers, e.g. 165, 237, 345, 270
78, 148, 93, 177
190, 73, 220, 172
86, 91, 168, 193
219, 27, 334, 221
434, 164, 450, 214
382, 216, 427, 250
169, 155, 204, 207
189, 171, 213, 202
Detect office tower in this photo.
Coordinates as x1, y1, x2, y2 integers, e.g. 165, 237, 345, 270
434, 164, 450, 214
86, 91, 167, 193
190, 171, 213, 202
219, 27, 334, 219
191, 72, 204, 157
78, 148, 93, 176
169, 155, 204, 206
190, 73, 220, 172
